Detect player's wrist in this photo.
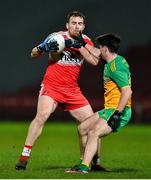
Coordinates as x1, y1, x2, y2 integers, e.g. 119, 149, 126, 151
37, 44, 45, 53
112, 111, 122, 122
83, 42, 88, 48
115, 110, 121, 113
114, 110, 122, 116
81, 40, 87, 47
37, 47, 43, 53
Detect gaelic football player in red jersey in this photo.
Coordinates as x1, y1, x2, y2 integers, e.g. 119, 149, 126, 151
15, 11, 108, 172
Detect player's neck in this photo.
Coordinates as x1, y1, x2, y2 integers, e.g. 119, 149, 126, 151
66, 31, 74, 39
106, 53, 118, 63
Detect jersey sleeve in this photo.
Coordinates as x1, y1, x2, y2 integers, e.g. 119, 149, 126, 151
109, 60, 131, 89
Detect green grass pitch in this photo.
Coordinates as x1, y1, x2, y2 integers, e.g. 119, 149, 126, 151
0, 121, 151, 179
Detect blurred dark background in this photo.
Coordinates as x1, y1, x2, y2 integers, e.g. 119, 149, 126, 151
0, 0, 151, 123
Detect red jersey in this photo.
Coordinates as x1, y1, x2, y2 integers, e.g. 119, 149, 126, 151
39, 31, 93, 110
42, 31, 93, 88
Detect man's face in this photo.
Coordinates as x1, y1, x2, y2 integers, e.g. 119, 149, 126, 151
66, 16, 85, 37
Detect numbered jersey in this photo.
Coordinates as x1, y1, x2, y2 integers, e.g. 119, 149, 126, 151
42, 31, 93, 88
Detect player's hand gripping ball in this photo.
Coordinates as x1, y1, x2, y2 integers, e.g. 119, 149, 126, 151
47, 33, 65, 53
37, 33, 65, 53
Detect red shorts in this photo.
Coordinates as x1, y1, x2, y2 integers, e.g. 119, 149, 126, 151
39, 84, 89, 111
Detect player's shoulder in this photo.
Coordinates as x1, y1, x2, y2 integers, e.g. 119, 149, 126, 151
110, 55, 129, 72
82, 34, 93, 46
57, 31, 71, 39
116, 55, 126, 62
116, 55, 129, 68
57, 31, 67, 35
82, 34, 91, 40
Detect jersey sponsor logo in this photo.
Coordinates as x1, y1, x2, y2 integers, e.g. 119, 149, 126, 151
57, 50, 84, 66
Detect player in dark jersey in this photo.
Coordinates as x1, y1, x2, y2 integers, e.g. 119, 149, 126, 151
15, 11, 107, 171
66, 33, 132, 173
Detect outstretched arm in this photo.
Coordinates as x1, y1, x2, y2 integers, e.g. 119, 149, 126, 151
31, 35, 59, 58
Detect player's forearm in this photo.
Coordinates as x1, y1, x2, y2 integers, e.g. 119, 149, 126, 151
116, 87, 132, 112
31, 47, 44, 58
85, 44, 101, 58
79, 46, 99, 66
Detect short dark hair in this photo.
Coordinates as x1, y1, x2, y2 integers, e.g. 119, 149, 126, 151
96, 33, 121, 53
66, 11, 85, 23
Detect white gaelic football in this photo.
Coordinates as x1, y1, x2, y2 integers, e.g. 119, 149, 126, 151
48, 33, 65, 53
